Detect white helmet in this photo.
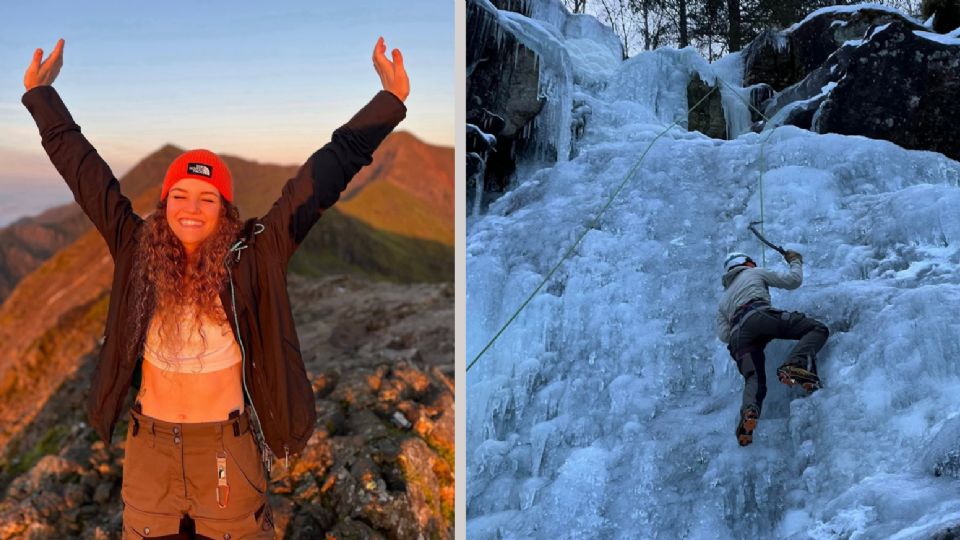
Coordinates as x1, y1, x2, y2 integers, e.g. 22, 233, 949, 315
723, 252, 753, 272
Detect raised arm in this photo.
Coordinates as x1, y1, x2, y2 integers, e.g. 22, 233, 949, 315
758, 256, 803, 290
259, 37, 409, 263
21, 39, 141, 259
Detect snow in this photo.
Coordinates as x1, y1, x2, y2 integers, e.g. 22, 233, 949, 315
867, 22, 893, 39
765, 80, 836, 130
468, 0, 960, 537
786, 3, 923, 33
913, 30, 960, 46
468, 123, 498, 148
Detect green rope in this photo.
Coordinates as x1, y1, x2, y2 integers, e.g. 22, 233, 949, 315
467, 72, 788, 374
759, 129, 767, 266
712, 76, 778, 266
467, 85, 719, 373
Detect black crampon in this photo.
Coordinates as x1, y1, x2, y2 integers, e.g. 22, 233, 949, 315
777, 364, 821, 393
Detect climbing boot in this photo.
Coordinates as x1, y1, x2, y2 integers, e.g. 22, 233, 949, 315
736, 406, 759, 447
777, 364, 821, 393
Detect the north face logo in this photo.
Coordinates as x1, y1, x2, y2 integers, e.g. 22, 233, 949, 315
187, 163, 212, 178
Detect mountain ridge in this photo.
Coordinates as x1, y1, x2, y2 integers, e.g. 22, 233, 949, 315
0, 131, 451, 304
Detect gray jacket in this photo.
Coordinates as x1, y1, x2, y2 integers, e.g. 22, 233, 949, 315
716, 260, 803, 343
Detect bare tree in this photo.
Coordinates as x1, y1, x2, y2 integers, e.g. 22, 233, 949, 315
574, 0, 924, 60
678, 0, 690, 47
563, 0, 589, 13
633, 0, 674, 50
595, 0, 635, 54
727, 0, 742, 51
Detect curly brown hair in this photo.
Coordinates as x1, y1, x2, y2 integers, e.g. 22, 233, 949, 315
125, 196, 243, 371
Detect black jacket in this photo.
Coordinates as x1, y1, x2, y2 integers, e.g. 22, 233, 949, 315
22, 85, 406, 463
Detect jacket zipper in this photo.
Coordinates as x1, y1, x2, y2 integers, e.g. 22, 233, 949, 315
226, 262, 276, 474
226, 225, 291, 473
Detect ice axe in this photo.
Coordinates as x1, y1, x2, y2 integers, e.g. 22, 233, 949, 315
748, 221, 787, 257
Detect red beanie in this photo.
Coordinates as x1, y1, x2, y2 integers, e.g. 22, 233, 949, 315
161, 149, 233, 203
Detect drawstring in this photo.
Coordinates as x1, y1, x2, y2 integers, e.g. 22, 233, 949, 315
223, 220, 277, 473
227, 222, 265, 262
228, 241, 248, 262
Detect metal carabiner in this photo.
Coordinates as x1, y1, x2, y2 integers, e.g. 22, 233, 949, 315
216, 451, 230, 508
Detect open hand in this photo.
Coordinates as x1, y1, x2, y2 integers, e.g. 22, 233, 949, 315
372, 37, 409, 103
24, 39, 65, 91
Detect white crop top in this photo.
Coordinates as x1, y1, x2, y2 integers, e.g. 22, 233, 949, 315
143, 296, 241, 374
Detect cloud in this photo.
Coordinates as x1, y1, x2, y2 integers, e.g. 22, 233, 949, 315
0, 148, 61, 184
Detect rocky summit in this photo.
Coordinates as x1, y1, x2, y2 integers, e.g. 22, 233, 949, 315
0, 274, 454, 539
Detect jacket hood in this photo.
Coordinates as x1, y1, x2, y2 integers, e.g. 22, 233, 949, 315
722, 265, 750, 288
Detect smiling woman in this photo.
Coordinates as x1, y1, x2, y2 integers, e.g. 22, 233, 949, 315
21, 35, 409, 539
129, 148, 245, 429
161, 150, 232, 258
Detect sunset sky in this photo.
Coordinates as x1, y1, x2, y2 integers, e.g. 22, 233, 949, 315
0, 1, 454, 225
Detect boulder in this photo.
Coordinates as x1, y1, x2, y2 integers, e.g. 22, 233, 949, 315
467, 0, 546, 204
744, 7, 925, 91
687, 73, 727, 139
814, 21, 960, 161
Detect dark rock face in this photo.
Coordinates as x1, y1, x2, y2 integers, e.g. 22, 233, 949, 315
742, 7, 960, 161
743, 30, 796, 91
789, 8, 924, 83
931, 524, 960, 540
467, 5, 543, 140
744, 8, 925, 91
814, 22, 960, 161
749, 83, 776, 123
924, 0, 960, 33
759, 40, 860, 128
467, 0, 545, 208
687, 73, 727, 139
466, 1, 622, 211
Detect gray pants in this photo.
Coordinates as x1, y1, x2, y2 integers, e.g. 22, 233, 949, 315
728, 308, 829, 415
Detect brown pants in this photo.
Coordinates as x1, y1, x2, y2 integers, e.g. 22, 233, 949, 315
122, 404, 274, 539
728, 308, 829, 416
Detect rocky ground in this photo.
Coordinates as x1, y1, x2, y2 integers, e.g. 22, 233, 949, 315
0, 274, 454, 539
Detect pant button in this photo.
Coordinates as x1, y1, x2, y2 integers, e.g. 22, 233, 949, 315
223, 534, 231, 540
174, 436, 181, 444
144, 526, 150, 535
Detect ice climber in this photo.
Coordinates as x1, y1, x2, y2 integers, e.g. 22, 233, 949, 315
716, 250, 829, 447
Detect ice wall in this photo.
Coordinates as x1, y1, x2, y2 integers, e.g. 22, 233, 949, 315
467, 3, 960, 538
481, 0, 574, 164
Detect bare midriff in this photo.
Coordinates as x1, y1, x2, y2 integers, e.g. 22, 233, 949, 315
137, 294, 245, 423
138, 359, 245, 423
